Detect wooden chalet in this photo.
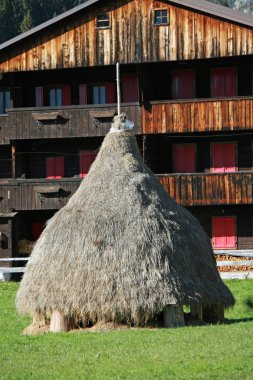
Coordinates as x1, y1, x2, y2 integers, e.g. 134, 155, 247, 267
0, 0, 252, 265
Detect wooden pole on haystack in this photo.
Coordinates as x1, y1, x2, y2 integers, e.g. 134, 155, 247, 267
116, 62, 121, 115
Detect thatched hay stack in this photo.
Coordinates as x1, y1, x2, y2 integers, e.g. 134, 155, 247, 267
16, 115, 234, 331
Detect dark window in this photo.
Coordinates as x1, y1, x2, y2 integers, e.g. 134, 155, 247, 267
90, 85, 106, 104
211, 68, 237, 97
46, 157, 64, 179
171, 70, 195, 99
154, 9, 168, 25
0, 90, 11, 114
49, 88, 62, 106
211, 143, 236, 173
97, 14, 110, 28
173, 144, 196, 173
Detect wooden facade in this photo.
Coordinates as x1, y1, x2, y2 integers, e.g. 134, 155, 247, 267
159, 172, 253, 206
0, 0, 253, 73
0, 0, 252, 258
143, 97, 253, 134
0, 179, 81, 212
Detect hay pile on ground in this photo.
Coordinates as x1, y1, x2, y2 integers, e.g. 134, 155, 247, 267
16, 127, 234, 327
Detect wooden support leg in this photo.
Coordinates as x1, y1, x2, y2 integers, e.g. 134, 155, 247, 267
163, 305, 185, 328
190, 305, 203, 321
50, 310, 68, 333
216, 305, 225, 321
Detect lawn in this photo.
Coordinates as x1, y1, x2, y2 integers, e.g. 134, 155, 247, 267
0, 280, 252, 380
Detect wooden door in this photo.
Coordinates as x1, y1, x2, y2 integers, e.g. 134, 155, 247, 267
212, 216, 237, 249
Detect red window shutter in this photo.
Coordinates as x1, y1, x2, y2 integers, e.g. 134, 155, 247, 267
212, 217, 225, 248
173, 144, 195, 173
79, 84, 87, 105
121, 73, 139, 102
171, 70, 195, 99
105, 82, 116, 103
212, 143, 236, 173
35, 87, 44, 107
46, 157, 64, 179
55, 157, 64, 179
212, 217, 236, 249
212, 144, 224, 173
224, 143, 236, 172
211, 68, 237, 97
80, 151, 97, 178
225, 217, 237, 248
32, 222, 44, 242
62, 85, 71, 106
46, 158, 55, 179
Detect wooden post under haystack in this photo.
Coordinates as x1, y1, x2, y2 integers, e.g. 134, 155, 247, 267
190, 305, 203, 321
50, 310, 68, 332
163, 305, 185, 327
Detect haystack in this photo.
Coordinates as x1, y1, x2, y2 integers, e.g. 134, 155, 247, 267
16, 114, 235, 332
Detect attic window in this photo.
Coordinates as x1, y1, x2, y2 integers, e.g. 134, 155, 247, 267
154, 9, 168, 26
97, 14, 110, 29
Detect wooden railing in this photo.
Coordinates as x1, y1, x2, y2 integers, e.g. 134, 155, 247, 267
3, 103, 141, 141
142, 97, 253, 134
158, 172, 253, 206
0, 178, 82, 212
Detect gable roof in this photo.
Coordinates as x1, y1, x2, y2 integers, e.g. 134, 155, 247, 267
0, 0, 252, 52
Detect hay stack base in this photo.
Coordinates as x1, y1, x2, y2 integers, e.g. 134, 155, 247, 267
16, 119, 235, 333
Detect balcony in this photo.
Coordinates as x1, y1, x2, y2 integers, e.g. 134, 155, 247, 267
142, 97, 253, 134
158, 172, 253, 206
2, 103, 141, 142
0, 178, 82, 212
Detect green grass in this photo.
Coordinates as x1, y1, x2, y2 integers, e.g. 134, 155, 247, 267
0, 280, 253, 380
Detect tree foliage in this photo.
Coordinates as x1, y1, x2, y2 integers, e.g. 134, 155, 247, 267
0, 0, 251, 45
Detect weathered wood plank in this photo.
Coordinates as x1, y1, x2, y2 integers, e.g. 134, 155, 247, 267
143, 97, 253, 134
1, 0, 253, 73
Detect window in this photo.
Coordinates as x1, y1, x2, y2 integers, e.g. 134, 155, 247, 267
36, 85, 71, 107
80, 151, 97, 178
0, 90, 11, 114
211, 68, 237, 97
211, 143, 236, 173
46, 157, 64, 179
49, 88, 62, 106
171, 70, 195, 100
97, 14, 110, 28
90, 85, 106, 104
173, 144, 196, 173
212, 216, 237, 249
32, 222, 44, 242
121, 73, 139, 102
154, 9, 168, 25
89, 83, 116, 104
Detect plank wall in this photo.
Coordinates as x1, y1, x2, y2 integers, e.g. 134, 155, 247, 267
0, 0, 253, 72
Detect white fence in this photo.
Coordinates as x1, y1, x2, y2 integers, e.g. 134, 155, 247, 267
0, 250, 253, 280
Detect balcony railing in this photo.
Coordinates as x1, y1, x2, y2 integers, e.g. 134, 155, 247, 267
142, 97, 253, 134
158, 172, 253, 206
2, 103, 141, 142
0, 178, 82, 212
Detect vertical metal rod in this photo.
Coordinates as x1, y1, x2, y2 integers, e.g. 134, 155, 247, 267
116, 62, 121, 115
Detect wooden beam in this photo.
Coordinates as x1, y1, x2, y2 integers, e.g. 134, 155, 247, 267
11, 145, 16, 179
163, 305, 185, 327
50, 310, 68, 333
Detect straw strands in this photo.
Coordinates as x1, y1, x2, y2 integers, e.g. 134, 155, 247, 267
16, 130, 235, 325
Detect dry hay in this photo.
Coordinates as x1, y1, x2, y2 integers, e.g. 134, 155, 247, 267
16, 130, 235, 326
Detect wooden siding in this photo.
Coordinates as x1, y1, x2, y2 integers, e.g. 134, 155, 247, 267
0, 179, 81, 212
0, 116, 10, 145
159, 172, 253, 206
143, 97, 253, 134
6, 103, 141, 141
0, 172, 252, 212
0, 0, 253, 73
